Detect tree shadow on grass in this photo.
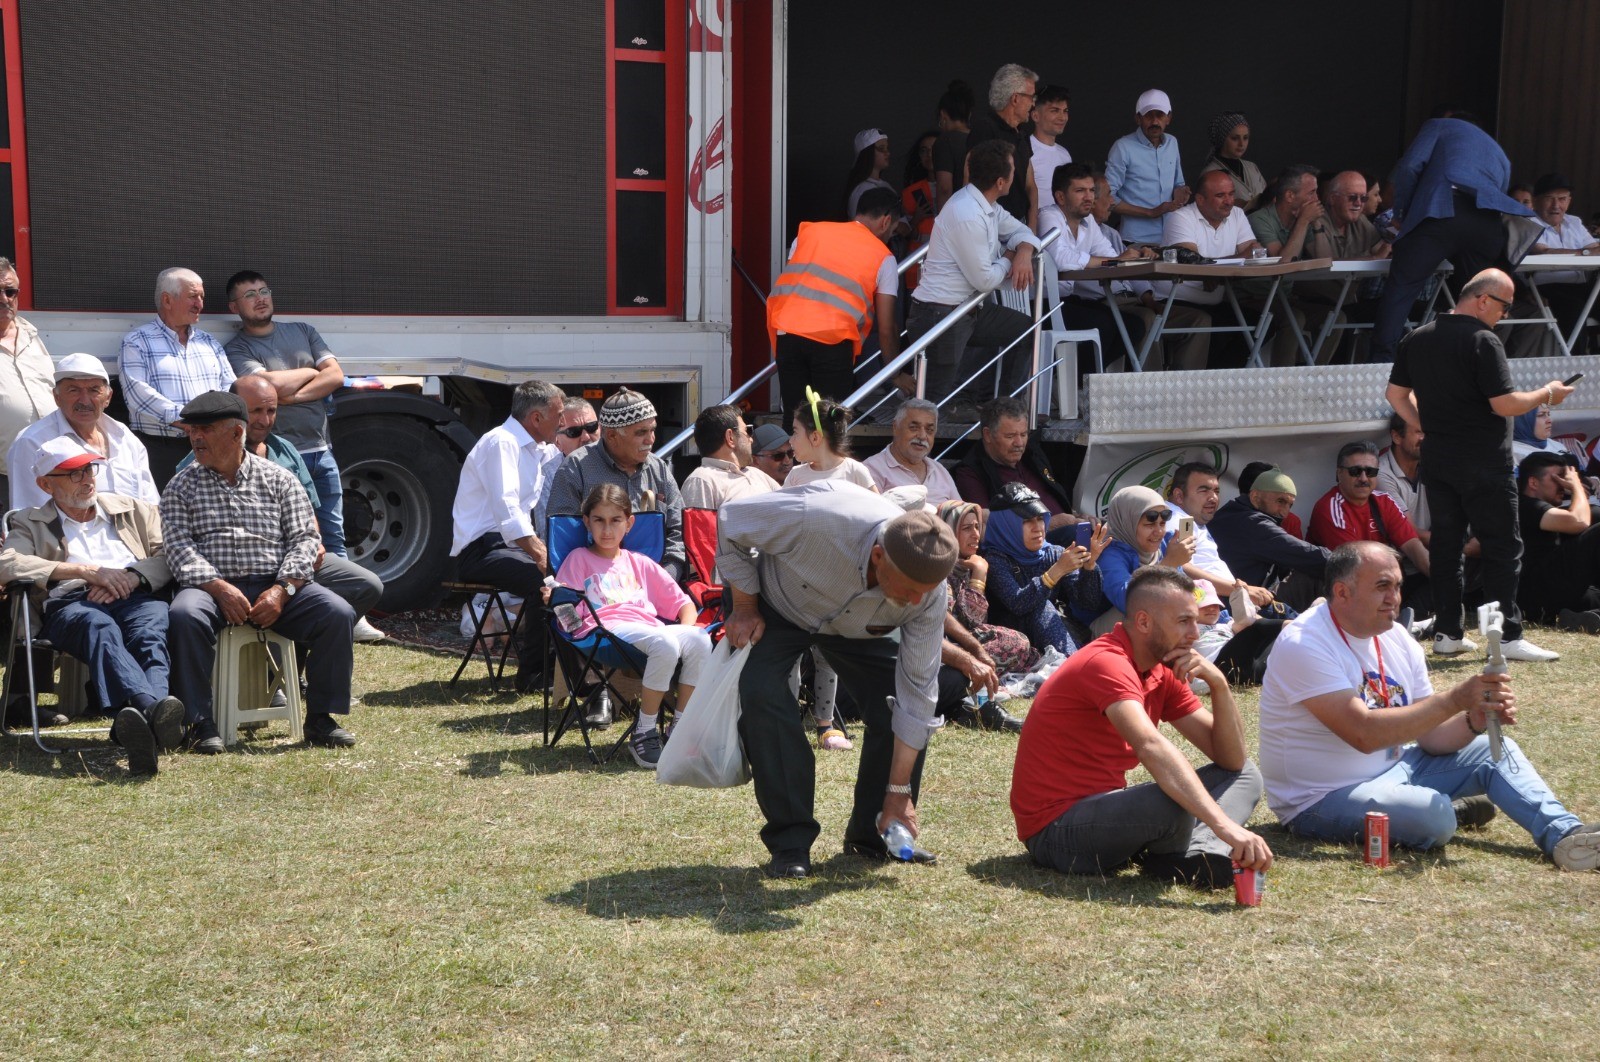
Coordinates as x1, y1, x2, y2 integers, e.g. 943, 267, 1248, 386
546, 858, 893, 933
965, 854, 1237, 911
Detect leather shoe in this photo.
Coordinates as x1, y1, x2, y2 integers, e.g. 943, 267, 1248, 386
6, 699, 69, 729
843, 838, 939, 865
305, 713, 357, 748
979, 700, 1024, 733
583, 690, 613, 729
150, 697, 186, 751
115, 706, 159, 776
186, 720, 225, 755
764, 849, 811, 878
947, 700, 981, 729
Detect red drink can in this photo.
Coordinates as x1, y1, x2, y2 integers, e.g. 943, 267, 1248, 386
1364, 811, 1391, 867
1232, 861, 1264, 906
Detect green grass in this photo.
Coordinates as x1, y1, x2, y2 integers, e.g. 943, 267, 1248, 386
2, 627, 1598, 1059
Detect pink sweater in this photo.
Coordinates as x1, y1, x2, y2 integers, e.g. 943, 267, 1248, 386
554, 547, 692, 638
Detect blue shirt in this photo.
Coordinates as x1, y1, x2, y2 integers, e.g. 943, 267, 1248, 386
118, 318, 236, 437
1388, 118, 1532, 241
1106, 129, 1186, 245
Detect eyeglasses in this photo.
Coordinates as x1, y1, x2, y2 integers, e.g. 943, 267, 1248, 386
0, 287, 19, 299
1342, 193, 1368, 205
234, 287, 272, 301
761, 448, 796, 463
1484, 292, 1513, 311
45, 463, 102, 483
1340, 465, 1380, 478
1015, 91, 1036, 102
559, 420, 600, 439
1140, 509, 1172, 523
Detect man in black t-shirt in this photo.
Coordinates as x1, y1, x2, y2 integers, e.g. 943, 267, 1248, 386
967, 63, 1038, 227
1516, 452, 1600, 628
1386, 268, 1573, 662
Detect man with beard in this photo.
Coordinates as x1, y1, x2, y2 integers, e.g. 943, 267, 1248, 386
681, 404, 778, 510
1106, 89, 1190, 247
1164, 462, 1277, 610
864, 399, 959, 507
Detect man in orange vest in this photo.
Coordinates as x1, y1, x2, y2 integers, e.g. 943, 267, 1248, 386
768, 187, 901, 431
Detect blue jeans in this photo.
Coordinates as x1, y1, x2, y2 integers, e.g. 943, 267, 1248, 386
42, 591, 169, 709
1287, 736, 1581, 855
302, 448, 346, 557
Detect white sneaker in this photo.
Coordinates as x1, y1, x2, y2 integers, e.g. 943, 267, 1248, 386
1552, 823, 1600, 871
1433, 633, 1477, 655
352, 617, 387, 643
1409, 616, 1436, 639
1501, 637, 1559, 662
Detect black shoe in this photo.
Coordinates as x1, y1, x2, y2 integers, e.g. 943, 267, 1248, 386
583, 690, 613, 729
1452, 794, 1497, 830
764, 849, 812, 878
5, 699, 69, 729
1556, 608, 1600, 634
116, 707, 159, 776
269, 688, 289, 710
305, 713, 357, 748
186, 720, 225, 755
978, 700, 1024, 733
149, 697, 186, 751
843, 837, 939, 865
947, 701, 981, 729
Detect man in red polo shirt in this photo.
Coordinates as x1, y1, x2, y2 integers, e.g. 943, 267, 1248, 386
1309, 440, 1432, 614
1010, 566, 1273, 886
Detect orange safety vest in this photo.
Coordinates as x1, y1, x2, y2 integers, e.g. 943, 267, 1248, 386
767, 220, 888, 357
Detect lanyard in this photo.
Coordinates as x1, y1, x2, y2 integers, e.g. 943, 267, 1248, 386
1329, 611, 1391, 709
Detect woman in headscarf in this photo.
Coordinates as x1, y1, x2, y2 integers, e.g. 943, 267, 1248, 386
979, 484, 1109, 657
938, 500, 1040, 674
1198, 112, 1266, 214
1513, 404, 1598, 490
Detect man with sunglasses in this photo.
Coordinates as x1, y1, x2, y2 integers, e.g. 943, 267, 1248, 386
0, 255, 54, 506
966, 62, 1038, 226
681, 404, 777, 511
1309, 441, 1431, 615
1387, 268, 1573, 662
534, 397, 599, 540
749, 423, 795, 485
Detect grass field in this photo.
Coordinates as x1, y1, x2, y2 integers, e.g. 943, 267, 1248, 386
2, 624, 1598, 1060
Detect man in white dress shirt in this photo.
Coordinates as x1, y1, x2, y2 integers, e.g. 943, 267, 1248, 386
9, 353, 158, 512
449, 378, 566, 691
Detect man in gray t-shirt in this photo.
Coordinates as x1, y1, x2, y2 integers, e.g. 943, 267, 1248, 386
224, 270, 347, 555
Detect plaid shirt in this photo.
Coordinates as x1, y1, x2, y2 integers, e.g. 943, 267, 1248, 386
118, 318, 236, 437
160, 452, 318, 586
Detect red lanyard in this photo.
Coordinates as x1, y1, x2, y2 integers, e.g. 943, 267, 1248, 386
1329, 611, 1392, 709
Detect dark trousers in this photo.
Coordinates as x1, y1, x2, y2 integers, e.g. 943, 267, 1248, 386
1521, 523, 1600, 621
905, 296, 1032, 405
737, 603, 927, 856
135, 432, 195, 490
41, 591, 169, 710
1423, 456, 1522, 640
1058, 296, 1147, 376
1214, 619, 1283, 686
775, 333, 855, 433
1372, 205, 1506, 362
169, 578, 355, 725
456, 532, 548, 676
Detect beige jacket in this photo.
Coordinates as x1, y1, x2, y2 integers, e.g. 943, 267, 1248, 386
0, 493, 172, 621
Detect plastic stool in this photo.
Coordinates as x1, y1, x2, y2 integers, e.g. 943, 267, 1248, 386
213, 625, 303, 746
55, 653, 90, 717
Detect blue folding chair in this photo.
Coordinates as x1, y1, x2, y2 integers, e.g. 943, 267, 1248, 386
542, 511, 674, 763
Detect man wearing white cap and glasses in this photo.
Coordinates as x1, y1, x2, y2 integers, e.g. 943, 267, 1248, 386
0, 436, 183, 775
7, 353, 158, 512
1106, 88, 1191, 247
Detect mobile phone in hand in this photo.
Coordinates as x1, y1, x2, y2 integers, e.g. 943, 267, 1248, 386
1563, 373, 1584, 386
1178, 516, 1196, 538
1074, 522, 1093, 549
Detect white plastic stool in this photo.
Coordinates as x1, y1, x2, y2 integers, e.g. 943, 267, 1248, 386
54, 653, 90, 716
212, 625, 303, 746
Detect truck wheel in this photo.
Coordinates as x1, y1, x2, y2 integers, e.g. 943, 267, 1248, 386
332, 415, 460, 613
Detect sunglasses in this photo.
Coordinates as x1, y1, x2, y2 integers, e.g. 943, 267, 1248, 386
1340, 465, 1379, 478
1484, 292, 1513, 310
1140, 509, 1172, 523
559, 420, 600, 439
1342, 193, 1368, 205
0, 287, 19, 299
761, 448, 796, 462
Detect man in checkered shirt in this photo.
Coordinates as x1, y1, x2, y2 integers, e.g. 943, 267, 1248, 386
161, 391, 357, 754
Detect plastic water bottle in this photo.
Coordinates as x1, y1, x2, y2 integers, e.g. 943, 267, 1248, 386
544, 576, 582, 633
881, 818, 916, 862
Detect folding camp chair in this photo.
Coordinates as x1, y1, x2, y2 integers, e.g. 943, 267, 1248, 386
681, 507, 726, 631
0, 588, 108, 755
542, 511, 676, 763
442, 580, 525, 690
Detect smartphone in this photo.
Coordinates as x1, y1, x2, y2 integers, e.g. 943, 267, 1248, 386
1563, 373, 1585, 386
1178, 516, 1196, 539
1073, 522, 1093, 549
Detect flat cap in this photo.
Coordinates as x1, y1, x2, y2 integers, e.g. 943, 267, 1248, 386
177, 390, 247, 425
881, 509, 959, 585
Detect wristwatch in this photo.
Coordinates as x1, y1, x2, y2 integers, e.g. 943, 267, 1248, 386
276, 580, 298, 598
886, 783, 913, 796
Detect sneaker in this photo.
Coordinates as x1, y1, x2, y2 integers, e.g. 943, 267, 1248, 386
116, 707, 159, 776
269, 688, 289, 709
1433, 633, 1477, 656
1556, 608, 1600, 634
1409, 615, 1436, 639
1552, 823, 1600, 871
352, 617, 387, 643
1501, 637, 1559, 662
817, 727, 853, 751
629, 726, 663, 769
1452, 795, 1497, 830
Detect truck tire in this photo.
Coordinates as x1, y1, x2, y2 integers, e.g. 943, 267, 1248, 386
332, 415, 461, 613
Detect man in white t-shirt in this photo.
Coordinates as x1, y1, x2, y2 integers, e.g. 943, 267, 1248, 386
1027, 85, 1072, 226
1258, 541, 1599, 870
1162, 170, 1262, 307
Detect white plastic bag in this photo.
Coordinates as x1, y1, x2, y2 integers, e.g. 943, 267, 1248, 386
656, 639, 752, 788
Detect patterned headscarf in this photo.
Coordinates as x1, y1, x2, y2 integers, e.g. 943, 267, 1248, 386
937, 500, 983, 557
1106, 484, 1168, 565
1208, 112, 1248, 154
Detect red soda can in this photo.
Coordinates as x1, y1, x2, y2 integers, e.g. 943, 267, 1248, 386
1364, 811, 1391, 867
1232, 861, 1264, 906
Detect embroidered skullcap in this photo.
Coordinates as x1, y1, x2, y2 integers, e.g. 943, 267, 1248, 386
598, 388, 657, 429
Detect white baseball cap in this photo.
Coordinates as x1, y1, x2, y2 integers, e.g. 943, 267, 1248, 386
853, 128, 888, 155
1136, 89, 1173, 116
53, 352, 110, 383
32, 435, 97, 478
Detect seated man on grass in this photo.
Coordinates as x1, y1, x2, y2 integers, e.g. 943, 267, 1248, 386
1009, 565, 1273, 887
1258, 542, 1599, 871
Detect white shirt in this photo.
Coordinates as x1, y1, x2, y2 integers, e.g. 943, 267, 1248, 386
450, 415, 557, 554
60, 500, 139, 569
913, 184, 1043, 305
1162, 203, 1257, 305
784, 458, 877, 493
1165, 508, 1235, 585
862, 445, 959, 507
1533, 214, 1595, 285
1257, 601, 1435, 822
1029, 138, 1072, 211
1038, 205, 1119, 299
0, 320, 53, 474
1091, 221, 1159, 302
8, 410, 160, 512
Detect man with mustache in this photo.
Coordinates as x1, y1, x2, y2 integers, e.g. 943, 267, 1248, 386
8, 353, 158, 511
863, 399, 958, 507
